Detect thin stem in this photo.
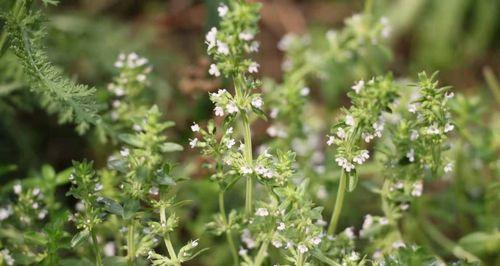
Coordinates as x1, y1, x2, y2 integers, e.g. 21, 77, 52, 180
127, 221, 135, 266
297, 252, 305, 266
218, 192, 239, 265
160, 203, 178, 263
483, 66, 500, 104
419, 216, 480, 263
253, 240, 269, 266
91, 230, 103, 266
327, 171, 346, 235
234, 74, 254, 217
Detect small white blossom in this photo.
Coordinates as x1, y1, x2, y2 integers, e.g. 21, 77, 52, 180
225, 138, 236, 149
351, 80, 364, 94
445, 92, 454, 99
310, 236, 322, 245
238, 248, 248, 256
241, 166, 253, 175
205, 27, 218, 49
427, 124, 440, 135
191, 239, 199, 247
136, 74, 147, 82
32, 188, 40, 196
297, 244, 308, 254
344, 227, 355, 239
208, 63, 220, 77
336, 127, 347, 139
248, 62, 259, 73
214, 106, 224, 116
191, 123, 200, 132
277, 222, 286, 231
362, 132, 374, 143
249, 41, 260, 52
133, 124, 142, 132
353, 150, 369, 165
406, 149, 415, 162
326, 135, 335, 146
1, 249, 15, 266
392, 240, 406, 249
362, 214, 373, 230
120, 147, 130, 157
410, 130, 419, 141
345, 115, 355, 126
217, 4, 229, 17
217, 41, 229, 55
444, 162, 453, 173
149, 186, 159, 196
256, 208, 269, 217
411, 181, 423, 197
104, 242, 116, 257
0, 207, 11, 221
38, 209, 48, 220
400, 203, 410, 211
408, 103, 418, 113
272, 239, 283, 248
189, 138, 198, 148
300, 87, 310, 96
444, 123, 454, 133
380, 17, 392, 38
13, 184, 22, 195
239, 31, 254, 41
94, 183, 103, 192
226, 103, 238, 114
251, 97, 263, 108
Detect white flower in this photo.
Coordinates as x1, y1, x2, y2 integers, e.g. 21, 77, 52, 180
336, 127, 346, 139
379, 217, 389, 225
362, 132, 374, 143
94, 183, 103, 191
239, 31, 254, 41
410, 130, 419, 141
112, 100, 121, 108
249, 41, 260, 52
217, 4, 228, 17
392, 240, 406, 249
278, 34, 294, 51
251, 97, 263, 108
217, 41, 229, 55
149, 186, 159, 196
351, 80, 364, 94
1, 249, 15, 266
406, 149, 415, 162
444, 123, 454, 133
225, 138, 236, 149
297, 244, 308, 254
362, 214, 373, 230
32, 188, 40, 196
0, 207, 11, 221
400, 203, 410, 210
226, 103, 238, 114
241, 166, 253, 175
444, 162, 453, 173
336, 157, 355, 172
13, 184, 22, 195
238, 248, 248, 256
38, 209, 48, 220
300, 87, 310, 96
380, 17, 392, 38
104, 242, 116, 257
353, 150, 369, 164
214, 106, 224, 116
191, 123, 200, 132
326, 135, 335, 146
189, 138, 198, 148
256, 208, 269, 217
411, 181, 423, 197
408, 103, 417, 113
133, 124, 142, 132
212, 88, 227, 98
344, 227, 355, 239
191, 239, 199, 247
373, 121, 385, 137
270, 108, 279, 118
445, 92, 454, 99
136, 74, 147, 82
345, 115, 355, 126
226, 127, 233, 134
310, 236, 322, 245
427, 124, 440, 135
277, 222, 286, 231
326, 30, 337, 42
241, 229, 256, 249
205, 27, 217, 49
248, 62, 259, 73
120, 147, 130, 157
272, 239, 282, 248
316, 185, 328, 199
208, 63, 220, 77
348, 251, 360, 262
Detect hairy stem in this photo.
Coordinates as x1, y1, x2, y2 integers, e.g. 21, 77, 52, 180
159, 197, 178, 263
127, 221, 135, 266
91, 230, 103, 266
327, 171, 346, 235
219, 192, 239, 265
254, 240, 269, 266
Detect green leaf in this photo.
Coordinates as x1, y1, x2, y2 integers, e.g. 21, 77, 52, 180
102, 256, 128, 266
107, 158, 128, 173
160, 142, 183, 152
347, 170, 358, 192
100, 197, 124, 217
458, 231, 500, 256
118, 133, 143, 147
70, 230, 89, 248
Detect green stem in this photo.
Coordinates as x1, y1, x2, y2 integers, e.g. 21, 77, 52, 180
297, 252, 305, 266
91, 230, 103, 266
417, 207, 480, 263
234, 74, 254, 217
127, 221, 135, 266
160, 204, 178, 263
253, 240, 269, 266
483, 66, 500, 104
327, 171, 346, 235
218, 192, 239, 265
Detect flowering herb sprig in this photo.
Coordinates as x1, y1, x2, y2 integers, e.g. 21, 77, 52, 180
67, 160, 105, 266
326, 74, 398, 235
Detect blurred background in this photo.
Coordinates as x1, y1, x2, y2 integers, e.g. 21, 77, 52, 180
0, 0, 499, 264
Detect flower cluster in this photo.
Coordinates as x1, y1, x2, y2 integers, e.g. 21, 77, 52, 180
327, 75, 398, 189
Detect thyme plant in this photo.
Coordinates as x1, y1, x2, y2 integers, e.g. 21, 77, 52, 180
0, 0, 498, 265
